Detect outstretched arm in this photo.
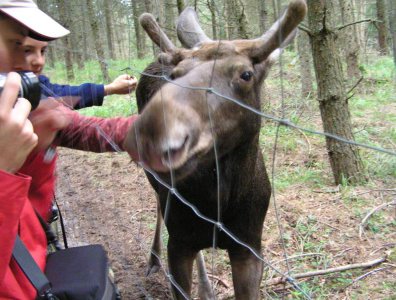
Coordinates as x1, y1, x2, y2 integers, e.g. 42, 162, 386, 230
39, 74, 137, 109
57, 110, 139, 154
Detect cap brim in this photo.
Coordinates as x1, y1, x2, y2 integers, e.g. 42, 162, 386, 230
0, 7, 69, 40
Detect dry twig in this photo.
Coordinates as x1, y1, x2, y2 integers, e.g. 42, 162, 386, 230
206, 273, 230, 289
359, 200, 396, 239
266, 256, 387, 286
348, 266, 392, 287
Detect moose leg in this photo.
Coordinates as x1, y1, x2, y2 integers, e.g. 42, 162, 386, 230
167, 241, 196, 300
196, 252, 215, 300
146, 199, 163, 276
228, 248, 263, 300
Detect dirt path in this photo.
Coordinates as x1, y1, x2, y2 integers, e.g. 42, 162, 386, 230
55, 148, 395, 299
56, 148, 171, 299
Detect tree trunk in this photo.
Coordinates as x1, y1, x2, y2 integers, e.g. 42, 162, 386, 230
389, 0, 396, 69
271, 0, 279, 22
353, 0, 368, 49
164, 0, 176, 43
297, 32, 313, 98
56, 0, 74, 81
236, 0, 249, 38
307, 0, 366, 185
376, 0, 389, 55
207, 0, 217, 39
339, 0, 361, 79
68, 1, 84, 69
85, 0, 110, 82
81, 1, 90, 61
132, 0, 145, 59
258, 0, 269, 33
225, 0, 250, 39
104, 0, 115, 60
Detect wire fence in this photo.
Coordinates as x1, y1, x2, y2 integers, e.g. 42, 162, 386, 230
43, 3, 396, 300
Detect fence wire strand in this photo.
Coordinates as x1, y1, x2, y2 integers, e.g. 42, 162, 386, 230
46, 5, 396, 299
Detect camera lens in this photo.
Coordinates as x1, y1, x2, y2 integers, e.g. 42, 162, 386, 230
0, 71, 41, 110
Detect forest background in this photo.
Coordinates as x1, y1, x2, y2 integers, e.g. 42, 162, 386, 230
36, 0, 395, 299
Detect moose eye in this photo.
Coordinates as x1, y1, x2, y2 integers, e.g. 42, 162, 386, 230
240, 71, 253, 81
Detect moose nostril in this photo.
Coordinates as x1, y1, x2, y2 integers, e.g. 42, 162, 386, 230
162, 135, 189, 166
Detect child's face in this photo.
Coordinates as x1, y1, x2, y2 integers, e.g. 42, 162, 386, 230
0, 16, 28, 72
14, 37, 48, 75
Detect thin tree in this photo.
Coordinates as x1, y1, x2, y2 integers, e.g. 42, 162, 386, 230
225, 0, 250, 39
258, 0, 269, 33
207, 0, 218, 39
55, 0, 74, 81
376, 0, 389, 55
339, 0, 361, 78
68, 1, 85, 69
388, 0, 396, 67
85, 0, 110, 82
164, 0, 177, 43
104, 0, 115, 60
132, 0, 145, 59
297, 31, 313, 98
307, 0, 366, 185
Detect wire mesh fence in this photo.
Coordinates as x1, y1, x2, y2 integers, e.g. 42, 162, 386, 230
42, 1, 396, 299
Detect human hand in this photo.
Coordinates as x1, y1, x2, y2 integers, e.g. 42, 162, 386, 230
104, 74, 137, 95
0, 72, 38, 174
29, 98, 74, 151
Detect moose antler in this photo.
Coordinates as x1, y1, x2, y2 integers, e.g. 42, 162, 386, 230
176, 7, 212, 49
243, 0, 307, 63
139, 13, 176, 53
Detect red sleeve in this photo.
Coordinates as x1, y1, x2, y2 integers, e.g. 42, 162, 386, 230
57, 111, 139, 153
0, 170, 30, 283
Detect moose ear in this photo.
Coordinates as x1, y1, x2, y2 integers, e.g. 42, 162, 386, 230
253, 26, 299, 83
176, 7, 212, 49
140, 13, 176, 53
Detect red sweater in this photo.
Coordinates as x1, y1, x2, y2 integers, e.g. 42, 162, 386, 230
0, 112, 137, 299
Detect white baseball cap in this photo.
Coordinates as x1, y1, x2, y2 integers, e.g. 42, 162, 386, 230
0, 0, 69, 41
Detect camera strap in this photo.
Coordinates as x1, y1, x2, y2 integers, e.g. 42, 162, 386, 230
12, 236, 58, 300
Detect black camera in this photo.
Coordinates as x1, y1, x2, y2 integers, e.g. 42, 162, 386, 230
0, 71, 41, 110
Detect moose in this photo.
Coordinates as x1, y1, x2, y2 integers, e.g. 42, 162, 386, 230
124, 1, 307, 299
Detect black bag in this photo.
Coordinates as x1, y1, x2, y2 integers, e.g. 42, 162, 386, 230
12, 205, 120, 300
44, 244, 117, 300
13, 236, 119, 300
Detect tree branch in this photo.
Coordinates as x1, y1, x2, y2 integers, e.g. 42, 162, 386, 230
347, 76, 364, 95
298, 23, 312, 36
337, 19, 373, 31
266, 256, 387, 286
359, 200, 396, 239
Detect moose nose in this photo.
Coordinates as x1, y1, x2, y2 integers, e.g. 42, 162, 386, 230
160, 126, 191, 169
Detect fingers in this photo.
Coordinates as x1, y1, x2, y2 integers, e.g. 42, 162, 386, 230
107, 74, 137, 95
0, 72, 22, 116
12, 98, 32, 123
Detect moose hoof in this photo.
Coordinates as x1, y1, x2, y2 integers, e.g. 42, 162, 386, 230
146, 256, 161, 276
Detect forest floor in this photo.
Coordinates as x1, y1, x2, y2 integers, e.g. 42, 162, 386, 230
55, 146, 395, 300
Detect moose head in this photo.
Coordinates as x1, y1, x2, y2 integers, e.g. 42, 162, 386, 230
124, 1, 307, 181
